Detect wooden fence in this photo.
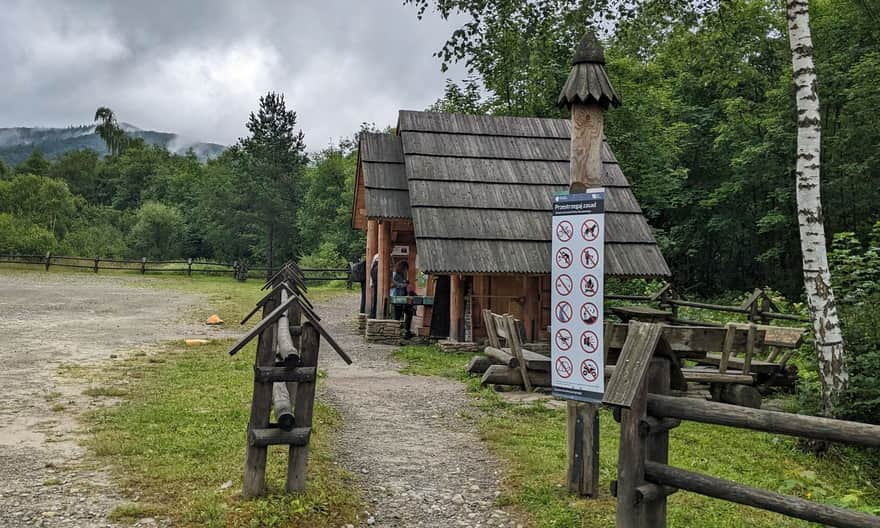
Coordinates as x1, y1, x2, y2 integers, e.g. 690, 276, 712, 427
607, 284, 810, 324
0, 252, 350, 283
605, 321, 880, 528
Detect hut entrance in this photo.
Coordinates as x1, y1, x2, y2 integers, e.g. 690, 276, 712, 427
430, 275, 451, 338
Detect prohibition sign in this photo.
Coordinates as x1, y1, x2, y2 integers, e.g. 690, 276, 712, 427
555, 247, 573, 269
581, 246, 599, 269
555, 301, 573, 323
555, 274, 573, 296
555, 328, 573, 351
556, 221, 574, 242
555, 356, 573, 379
581, 219, 600, 241
580, 359, 600, 383
580, 330, 599, 354
580, 302, 600, 324
580, 274, 599, 297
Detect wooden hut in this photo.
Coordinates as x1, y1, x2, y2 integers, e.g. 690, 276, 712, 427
352, 111, 670, 342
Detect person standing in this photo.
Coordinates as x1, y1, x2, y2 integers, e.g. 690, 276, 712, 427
391, 261, 414, 338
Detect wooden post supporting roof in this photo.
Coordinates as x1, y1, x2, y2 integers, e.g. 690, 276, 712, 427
450, 274, 464, 342
365, 219, 378, 316
377, 221, 391, 319
523, 276, 540, 341
557, 29, 621, 499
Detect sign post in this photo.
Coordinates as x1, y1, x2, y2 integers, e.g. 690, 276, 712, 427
551, 190, 605, 403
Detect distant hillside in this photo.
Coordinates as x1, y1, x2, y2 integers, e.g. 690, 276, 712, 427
0, 124, 226, 166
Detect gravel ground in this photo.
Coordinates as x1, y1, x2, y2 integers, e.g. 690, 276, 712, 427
0, 271, 228, 528
318, 293, 521, 528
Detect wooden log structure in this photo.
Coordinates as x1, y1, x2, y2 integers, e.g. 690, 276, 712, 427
450, 273, 464, 342
644, 462, 880, 528
647, 394, 880, 447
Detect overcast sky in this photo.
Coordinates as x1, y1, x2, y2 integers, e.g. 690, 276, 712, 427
0, 0, 467, 152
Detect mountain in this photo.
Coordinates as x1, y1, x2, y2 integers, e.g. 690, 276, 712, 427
0, 123, 227, 166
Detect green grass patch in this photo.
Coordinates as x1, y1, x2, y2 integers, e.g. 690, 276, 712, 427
85, 340, 362, 527
394, 345, 880, 527
109, 502, 164, 522
83, 386, 128, 398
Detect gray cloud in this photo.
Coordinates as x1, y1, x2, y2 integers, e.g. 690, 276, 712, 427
0, 0, 466, 151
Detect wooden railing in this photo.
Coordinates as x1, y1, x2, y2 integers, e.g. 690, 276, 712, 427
604, 321, 880, 528
0, 252, 350, 283
607, 283, 810, 324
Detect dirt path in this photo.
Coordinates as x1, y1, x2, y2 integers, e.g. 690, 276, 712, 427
0, 271, 229, 528
318, 293, 519, 528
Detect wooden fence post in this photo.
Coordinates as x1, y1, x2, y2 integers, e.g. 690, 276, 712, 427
141, 257, 147, 274
44, 251, 51, 271
644, 357, 672, 527
287, 321, 319, 492
567, 401, 599, 497
187, 257, 193, 276
93, 257, 99, 273
616, 368, 649, 528
242, 291, 280, 498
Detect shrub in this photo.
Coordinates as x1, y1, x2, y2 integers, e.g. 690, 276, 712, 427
128, 201, 185, 259
0, 213, 57, 254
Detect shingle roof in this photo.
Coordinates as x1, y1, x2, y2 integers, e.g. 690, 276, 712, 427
358, 132, 411, 220
396, 110, 670, 277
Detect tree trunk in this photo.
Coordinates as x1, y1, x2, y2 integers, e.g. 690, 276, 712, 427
786, 0, 847, 414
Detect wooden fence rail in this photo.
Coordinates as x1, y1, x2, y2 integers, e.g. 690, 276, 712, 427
604, 321, 880, 528
0, 252, 350, 283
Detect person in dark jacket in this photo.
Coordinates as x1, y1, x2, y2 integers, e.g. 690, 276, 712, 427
391, 261, 414, 338
369, 254, 379, 319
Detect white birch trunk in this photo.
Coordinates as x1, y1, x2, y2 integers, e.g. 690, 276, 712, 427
786, 0, 847, 414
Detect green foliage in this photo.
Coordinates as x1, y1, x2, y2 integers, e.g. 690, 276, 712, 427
14, 150, 50, 177
62, 224, 128, 258
128, 201, 185, 259
0, 159, 8, 179
0, 173, 78, 237
826, 229, 880, 424
0, 213, 57, 254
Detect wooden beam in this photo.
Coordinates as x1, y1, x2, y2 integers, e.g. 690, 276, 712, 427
570, 103, 605, 188
376, 221, 391, 319
644, 462, 880, 528
523, 276, 540, 341
450, 274, 464, 341
365, 219, 378, 316
647, 394, 880, 448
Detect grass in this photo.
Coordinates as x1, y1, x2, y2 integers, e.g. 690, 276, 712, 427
394, 345, 880, 528
13, 267, 362, 527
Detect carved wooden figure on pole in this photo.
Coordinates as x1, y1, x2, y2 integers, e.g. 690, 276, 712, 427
557, 29, 620, 499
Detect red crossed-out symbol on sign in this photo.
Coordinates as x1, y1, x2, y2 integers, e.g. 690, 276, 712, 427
580, 330, 599, 354
582, 219, 600, 241
581, 302, 599, 324
555, 356, 573, 379
556, 247, 573, 269
555, 328, 573, 351
581, 274, 599, 297
556, 221, 574, 242
555, 274, 573, 296
581, 359, 600, 382
581, 247, 599, 269
555, 301, 573, 323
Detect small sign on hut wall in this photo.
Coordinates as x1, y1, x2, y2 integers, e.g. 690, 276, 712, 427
551, 190, 606, 403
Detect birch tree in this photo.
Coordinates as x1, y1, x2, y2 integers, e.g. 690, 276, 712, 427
786, 0, 847, 414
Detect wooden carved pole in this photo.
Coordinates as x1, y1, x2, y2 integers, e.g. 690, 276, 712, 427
377, 221, 391, 319
557, 30, 621, 498
365, 219, 378, 317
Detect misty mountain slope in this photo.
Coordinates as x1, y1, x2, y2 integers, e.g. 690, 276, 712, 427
0, 124, 226, 166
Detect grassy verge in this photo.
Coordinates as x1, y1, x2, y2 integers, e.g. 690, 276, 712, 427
82, 340, 360, 527
394, 345, 880, 528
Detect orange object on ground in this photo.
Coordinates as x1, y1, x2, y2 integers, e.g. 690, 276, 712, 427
206, 314, 224, 325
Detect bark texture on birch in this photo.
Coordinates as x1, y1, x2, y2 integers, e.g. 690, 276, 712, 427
786, 0, 847, 413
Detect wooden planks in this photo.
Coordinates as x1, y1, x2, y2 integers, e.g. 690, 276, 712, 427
603, 321, 666, 408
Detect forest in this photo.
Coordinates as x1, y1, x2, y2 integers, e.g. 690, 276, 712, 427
0, 0, 877, 419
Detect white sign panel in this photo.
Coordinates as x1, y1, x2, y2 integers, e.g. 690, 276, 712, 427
551, 190, 605, 403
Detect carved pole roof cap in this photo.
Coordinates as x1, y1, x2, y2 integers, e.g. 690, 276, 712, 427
572, 30, 605, 65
